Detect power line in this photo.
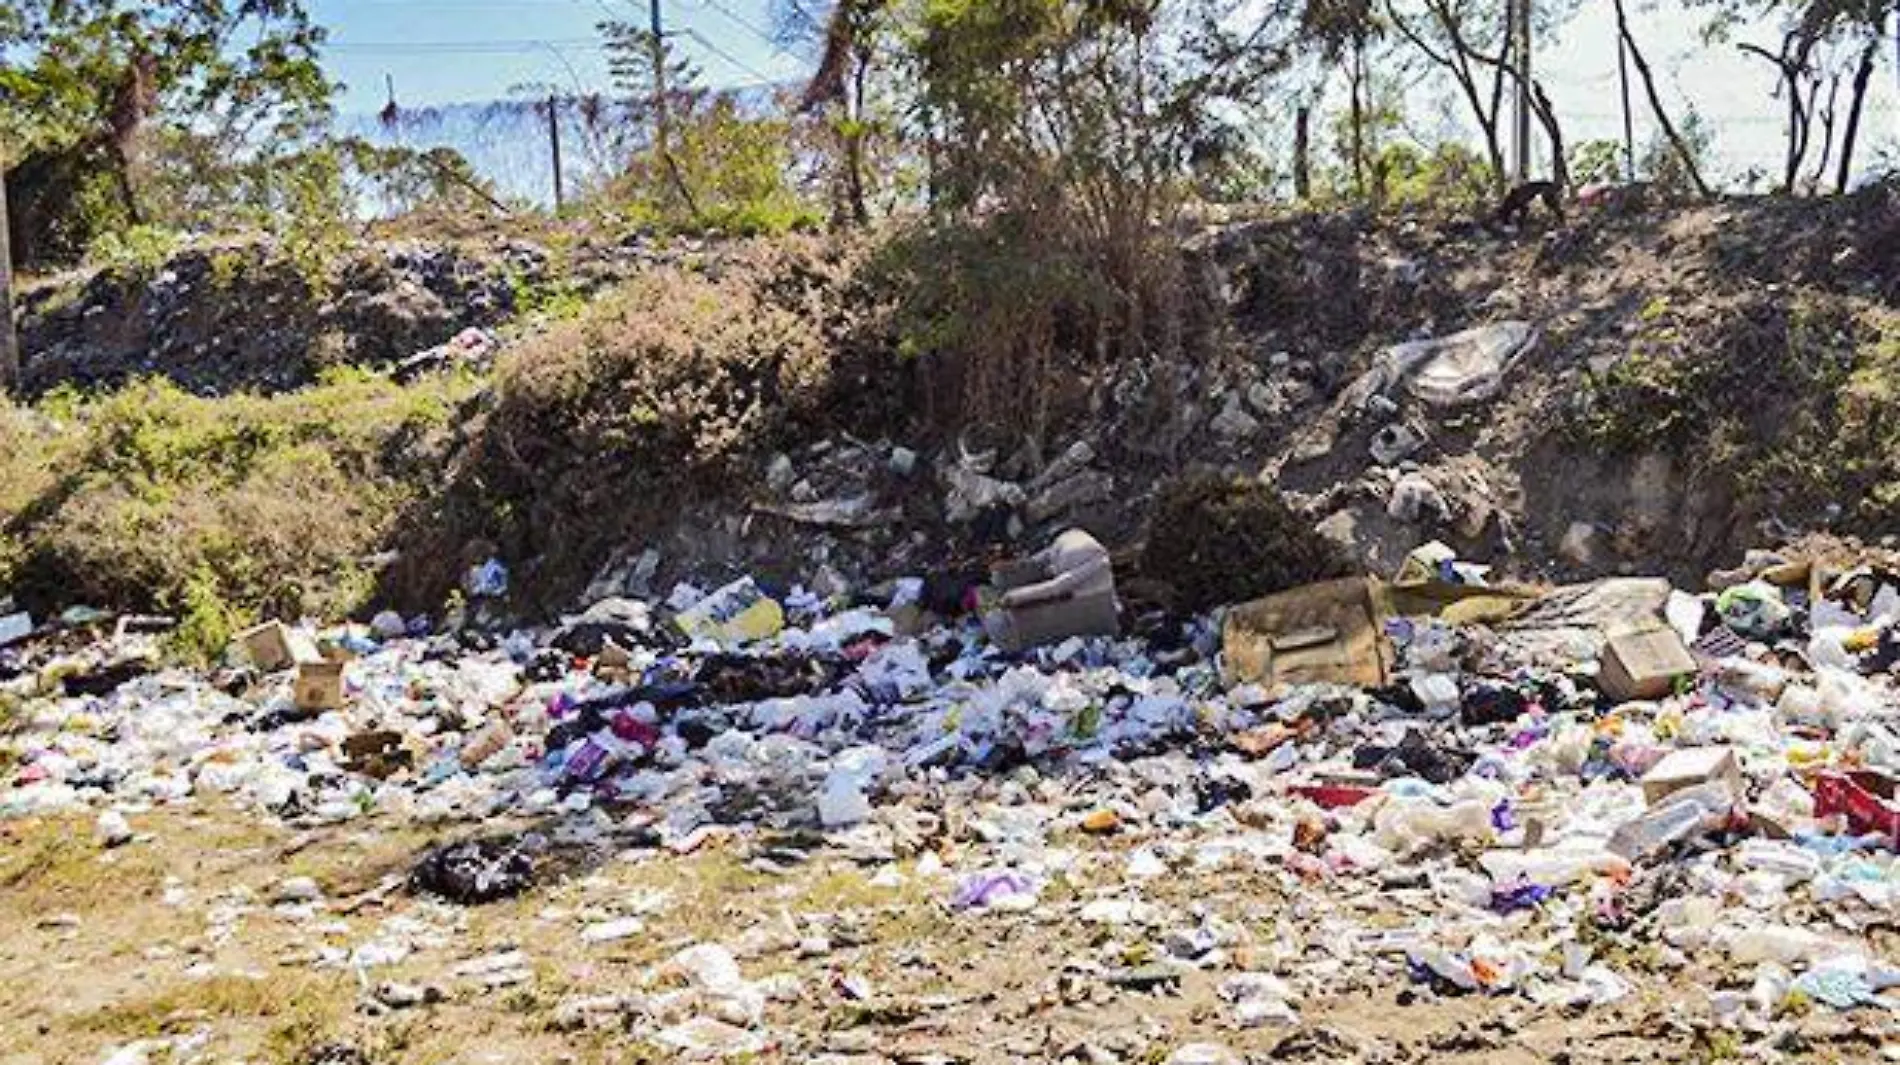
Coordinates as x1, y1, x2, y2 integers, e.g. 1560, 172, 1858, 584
678, 26, 784, 86
696, 0, 791, 56
327, 37, 604, 53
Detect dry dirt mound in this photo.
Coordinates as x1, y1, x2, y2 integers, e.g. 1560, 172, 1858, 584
10, 188, 1900, 621
12, 227, 693, 398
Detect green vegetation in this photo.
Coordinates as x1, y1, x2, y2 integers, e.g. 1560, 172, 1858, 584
85, 224, 185, 281
1141, 474, 1354, 612
396, 244, 857, 610
1575, 300, 1900, 529
0, 370, 479, 660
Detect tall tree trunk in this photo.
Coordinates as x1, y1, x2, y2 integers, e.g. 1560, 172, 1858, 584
1531, 81, 1567, 192
1809, 73, 1840, 193
1349, 38, 1367, 199
0, 162, 15, 395
1613, 0, 1713, 198
1389, 0, 1508, 191
842, 50, 871, 226
1741, 32, 1822, 194
1836, 37, 1879, 194
1783, 61, 1807, 193
1293, 106, 1311, 200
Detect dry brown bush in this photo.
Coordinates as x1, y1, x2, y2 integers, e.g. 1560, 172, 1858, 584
382, 238, 892, 612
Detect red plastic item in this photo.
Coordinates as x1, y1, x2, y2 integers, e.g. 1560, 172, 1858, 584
1812, 770, 1900, 847
1288, 783, 1381, 809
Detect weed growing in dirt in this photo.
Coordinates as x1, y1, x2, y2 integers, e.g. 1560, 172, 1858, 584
0, 817, 169, 914
69, 972, 348, 1050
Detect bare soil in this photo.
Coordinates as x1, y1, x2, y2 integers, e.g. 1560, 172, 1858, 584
2, 806, 1887, 1065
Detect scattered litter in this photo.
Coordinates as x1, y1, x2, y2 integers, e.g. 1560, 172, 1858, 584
4, 534, 1900, 1048
411, 837, 539, 903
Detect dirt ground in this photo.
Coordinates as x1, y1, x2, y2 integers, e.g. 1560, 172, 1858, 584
2, 804, 1888, 1065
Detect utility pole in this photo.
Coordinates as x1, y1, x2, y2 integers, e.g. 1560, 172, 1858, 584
649, 0, 670, 164
1515, 0, 1534, 181
547, 93, 565, 213
0, 157, 17, 396
1618, 34, 1636, 181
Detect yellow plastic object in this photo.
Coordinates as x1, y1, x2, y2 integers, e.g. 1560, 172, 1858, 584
676, 578, 786, 646
1784, 743, 1833, 769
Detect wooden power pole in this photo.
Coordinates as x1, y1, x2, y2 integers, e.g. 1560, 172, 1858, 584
649, 0, 670, 163
547, 93, 565, 213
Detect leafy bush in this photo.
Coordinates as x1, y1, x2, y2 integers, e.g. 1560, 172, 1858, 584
387, 241, 874, 610
1140, 474, 1353, 613
1378, 142, 1496, 214
0, 372, 476, 658
1574, 299, 1900, 530
85, 225, 185, 280
603, 95, 822, 236
1570, 139, 1627, 187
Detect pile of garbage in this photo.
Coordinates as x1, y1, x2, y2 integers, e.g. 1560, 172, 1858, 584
4, 532, 1898, 1035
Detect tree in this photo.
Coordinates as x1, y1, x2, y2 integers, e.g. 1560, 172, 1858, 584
1299, 0, 1384, 198
600, 17, 704, 216
1693, 0, 1891, 194
880, 0, 1312, 438
0, 0, 332, 266
1383, 0, 1516, 191
1640, 104, 1717, 195
1833, 23, 1880, 192
1613, 0, 1714, 197
1383, 1, 1579, 194
792, 0, 894, 226
1, 162, 14, 394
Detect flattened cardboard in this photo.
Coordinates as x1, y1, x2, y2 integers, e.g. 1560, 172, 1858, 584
1222, 578, 1393, 694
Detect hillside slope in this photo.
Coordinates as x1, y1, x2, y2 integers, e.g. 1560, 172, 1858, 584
5, 187, 1898, 627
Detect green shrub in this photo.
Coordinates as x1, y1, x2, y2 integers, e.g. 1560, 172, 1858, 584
0, 373, 477, 643
388, 240, 879, 611
86, 225, 185, 280
1574, 299, 1900, 529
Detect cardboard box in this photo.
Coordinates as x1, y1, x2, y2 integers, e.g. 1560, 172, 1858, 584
1641, 747, 1743, 805
1598, 625, 1697, 702
1222, 578, 1393, 694
294, 659, 346, 711
238, 621, 323, 672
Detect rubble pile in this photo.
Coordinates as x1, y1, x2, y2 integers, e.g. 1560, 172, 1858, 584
3, 535, 1899, 1056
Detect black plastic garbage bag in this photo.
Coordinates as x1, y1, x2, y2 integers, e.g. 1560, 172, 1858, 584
411, 836, 539, 903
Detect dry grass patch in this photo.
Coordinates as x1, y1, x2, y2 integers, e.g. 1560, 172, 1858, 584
0, 816, 169, 916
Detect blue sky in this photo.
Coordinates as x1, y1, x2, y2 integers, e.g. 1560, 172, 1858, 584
312, 0, 808, 112
311, 0, 1895, 187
